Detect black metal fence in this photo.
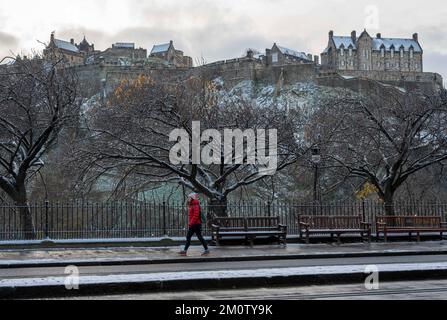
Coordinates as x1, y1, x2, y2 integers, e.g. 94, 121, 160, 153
1, 200, 447, 241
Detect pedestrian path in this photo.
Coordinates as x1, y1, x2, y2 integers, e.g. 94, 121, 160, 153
1, 241, 447, 268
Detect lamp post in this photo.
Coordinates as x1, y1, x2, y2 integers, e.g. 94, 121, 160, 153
311, 146, 321, 203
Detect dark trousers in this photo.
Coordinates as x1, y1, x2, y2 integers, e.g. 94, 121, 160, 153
184, 224, 208, 251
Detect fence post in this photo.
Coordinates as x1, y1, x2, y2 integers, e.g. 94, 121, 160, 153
163, 201, 167, 237
268, 201, 272, 217
362, 200, 366, 222
44, 200, 50, 240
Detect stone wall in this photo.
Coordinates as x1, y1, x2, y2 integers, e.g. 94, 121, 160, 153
72, 57, 443, 99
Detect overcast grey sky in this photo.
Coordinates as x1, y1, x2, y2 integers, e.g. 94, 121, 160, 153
0, 0, 446, 79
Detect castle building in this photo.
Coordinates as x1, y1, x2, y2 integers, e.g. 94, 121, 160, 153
321, 30, 423, 73
92, 43, 147, 65
150, 40, 193, 68
43, 32, 96, 66
266, 43, 316, 65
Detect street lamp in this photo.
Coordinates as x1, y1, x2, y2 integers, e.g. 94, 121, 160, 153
311, 146, 321, 203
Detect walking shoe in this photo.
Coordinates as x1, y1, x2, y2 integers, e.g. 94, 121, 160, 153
201, 250, 210, 256
179, 251, 187, 256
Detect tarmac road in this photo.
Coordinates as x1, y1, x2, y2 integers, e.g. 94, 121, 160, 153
56, 279, 447, 300
2, 254, 447, 279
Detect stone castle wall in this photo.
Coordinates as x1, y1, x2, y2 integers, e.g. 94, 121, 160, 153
73, 58, 443, 98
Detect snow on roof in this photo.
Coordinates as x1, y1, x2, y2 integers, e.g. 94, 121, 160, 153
113, 43, 135, 49
372, 38, 422, 52
151, 43, 171, 54
326, 35, 422, 53
277, 45, 310, 60
54, 39, 79, 53
333, 36, 356, 50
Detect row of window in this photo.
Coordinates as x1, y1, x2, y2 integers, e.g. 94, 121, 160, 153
339, 60, 419, 70
340, 48, 416, 59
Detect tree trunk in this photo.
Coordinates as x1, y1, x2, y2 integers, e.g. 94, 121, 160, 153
15, 183, 36, 240
208, 197, 228, 219
382, 191, 396, 217
17, 202, 36, 240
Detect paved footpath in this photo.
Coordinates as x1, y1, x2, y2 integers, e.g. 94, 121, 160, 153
1, 241, 447, 267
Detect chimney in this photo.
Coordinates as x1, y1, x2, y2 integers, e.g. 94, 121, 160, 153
247, 49, 254, 59
170, 40, 173, 46
329, 30, 334, 39
314, 55, 320, 65
307, 54, 313, 61
351, 30, 357, 42
376, 33, 381, 39
50, 32, 55, 43
413, 33, 419, 42
70, 38, 74, 45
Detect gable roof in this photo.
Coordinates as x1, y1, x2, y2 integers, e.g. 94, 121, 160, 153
151, 43, 171, 54
54, 39, 80, 53
276, 45, 310, 60
333, 36, 356, 50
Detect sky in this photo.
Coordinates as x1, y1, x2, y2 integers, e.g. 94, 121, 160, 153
0, 0, 446, 79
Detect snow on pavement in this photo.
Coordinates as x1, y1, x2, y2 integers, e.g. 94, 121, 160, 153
2, 262, 447, 288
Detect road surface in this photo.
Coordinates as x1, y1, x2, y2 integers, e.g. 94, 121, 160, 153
2, 254, 447, 279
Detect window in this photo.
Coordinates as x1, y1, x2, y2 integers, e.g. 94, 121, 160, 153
386, 62, 390, 68
377, 61, 381, 68
391, 50, 394, 58
410, 49, 414, 59
341, 61, 345, 67
400, 49, 404, 58
381, 48, 385, 57
349, 48, 353, 56
272, 53, 278, 63
340, 48, 344, 56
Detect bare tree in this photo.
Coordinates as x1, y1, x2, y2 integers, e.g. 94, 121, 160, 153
0, 56, 80, 238
75, 75, 305, 217
311, 83, 447, 215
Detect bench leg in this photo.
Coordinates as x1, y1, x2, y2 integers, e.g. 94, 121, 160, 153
306, 231, 310, 244
216, 237, 220, 246
417, 232, 421, 242
384, 231, 388, 243
337, 234, 341, 245
250, 237, 254, 247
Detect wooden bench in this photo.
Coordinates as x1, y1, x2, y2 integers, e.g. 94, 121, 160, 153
298, 215, 371, 244
376, 215, 447, 242
211, 217, 287, 246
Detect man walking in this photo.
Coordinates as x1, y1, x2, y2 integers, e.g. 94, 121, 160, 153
180, 193, 210, 256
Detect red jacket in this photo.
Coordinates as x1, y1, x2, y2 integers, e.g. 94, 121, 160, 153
188, 199, 202, 227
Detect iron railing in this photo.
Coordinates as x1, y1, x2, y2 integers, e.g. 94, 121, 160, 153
1, 200, 447, 241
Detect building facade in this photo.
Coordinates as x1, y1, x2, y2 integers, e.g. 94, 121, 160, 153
321, 30, 423, 73
43, 32, 96, 66
91, 43, 147, 65
150, 41, 193, 68
266, 43, 317, 66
